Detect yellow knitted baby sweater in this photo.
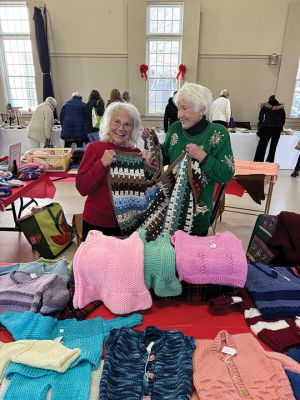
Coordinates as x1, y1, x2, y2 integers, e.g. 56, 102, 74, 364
0, 339, 80, 381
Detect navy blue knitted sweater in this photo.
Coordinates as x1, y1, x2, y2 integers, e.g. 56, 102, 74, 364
100, 325, 195, 399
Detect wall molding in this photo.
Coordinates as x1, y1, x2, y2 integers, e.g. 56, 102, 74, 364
50, 52, 128, 59
198, 54, 282, 60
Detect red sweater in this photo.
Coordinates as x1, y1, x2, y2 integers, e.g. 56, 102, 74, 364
76, 141, 140, 227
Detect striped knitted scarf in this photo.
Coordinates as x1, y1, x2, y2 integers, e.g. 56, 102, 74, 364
108, 131, 201, 240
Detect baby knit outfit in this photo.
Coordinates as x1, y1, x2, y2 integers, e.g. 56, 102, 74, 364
0, 311, 142, 400
0, 271, 69, 315
139, 229, 182, 297
172, 230, 247, 287
100, 325, 195, 399
191, 330, 300, 399
0, 340, 80, 381
73, 230, 152, 314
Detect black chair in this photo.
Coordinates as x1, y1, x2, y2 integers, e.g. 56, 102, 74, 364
234, 121, 251, 130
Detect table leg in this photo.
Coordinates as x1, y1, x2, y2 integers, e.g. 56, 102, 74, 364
264, 179, 275, 214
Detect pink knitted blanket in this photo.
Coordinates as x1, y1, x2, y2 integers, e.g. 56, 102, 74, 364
235, 160, 279, 176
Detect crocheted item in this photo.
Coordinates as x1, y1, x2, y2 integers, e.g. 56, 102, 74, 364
245, 262, 300, 319
246, 214, 278, 263
172, 230, 248, 287
139, 228, 182, 297
0, 311, 142, 400
108, 151, 160, 235
234, 160, 279, 176
108, 131, 201, 240
100, 326, 195, 399
0, 339, 80, 381
191, 330, 300, 399
107, 131, 162, 236
139, 152, 200, 240
18, 257, 71, 284
0, 271, 69, 315
73, 230, 152, 314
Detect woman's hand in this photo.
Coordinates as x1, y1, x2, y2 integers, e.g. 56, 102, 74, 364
101, 149, 117, 167
141, 127, 153, 141
186, 144, 207, 162
140, 150, 152, 164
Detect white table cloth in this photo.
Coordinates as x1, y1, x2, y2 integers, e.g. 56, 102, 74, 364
0, 126, 63, 156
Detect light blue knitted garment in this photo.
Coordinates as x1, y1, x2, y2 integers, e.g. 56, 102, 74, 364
0, 311, 142, 400
17, 257, 72, 283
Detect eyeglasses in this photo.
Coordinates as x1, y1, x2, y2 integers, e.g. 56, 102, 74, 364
111, 119, 133, 130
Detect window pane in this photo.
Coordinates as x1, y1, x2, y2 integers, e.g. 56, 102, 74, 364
173, 7, 181, 20
290, 58, 300, 117
150, 7, 157, 20
1, 23, 37, 110
165, 20, 172, 33
164, 41, 171, 53
146, 6, 183, 114
165, 8, 172, 20
148, 4, 182, 35
157, 7, 165, 20
150, 20, 157, 33
172, 21, 180, 34
157, 21, 165, 34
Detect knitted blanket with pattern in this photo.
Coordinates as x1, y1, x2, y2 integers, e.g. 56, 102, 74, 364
108, 131, 201, 240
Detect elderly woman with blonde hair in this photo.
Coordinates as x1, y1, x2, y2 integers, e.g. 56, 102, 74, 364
76, 102, 142, 240
27, 97, 57, 148
143, 82, 235, 236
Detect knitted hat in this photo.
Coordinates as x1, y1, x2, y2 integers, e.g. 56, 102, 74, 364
139, 229, 182, 297
73, 231, 152, 314
171, 230, 248, 287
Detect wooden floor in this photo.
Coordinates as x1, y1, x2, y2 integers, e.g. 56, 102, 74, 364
0, 170, 299, 264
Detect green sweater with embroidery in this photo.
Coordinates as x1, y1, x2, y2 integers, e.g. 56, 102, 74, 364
161, 121, 235, 234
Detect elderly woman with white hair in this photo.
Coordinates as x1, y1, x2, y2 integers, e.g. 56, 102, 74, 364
76, 102, 142, 240
27, 97, 57, 148
143, 82, 234, 236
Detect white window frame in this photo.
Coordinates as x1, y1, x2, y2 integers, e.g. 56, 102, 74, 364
0, 1, 37, 111
290, 57, 300, 118
146, 3, 183, 116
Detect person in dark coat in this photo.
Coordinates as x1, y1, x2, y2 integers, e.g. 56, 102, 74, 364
291, 154, 300, 177
163, 91, 178, 133
254, 95, 286, 162
60, 92, 87, 148
85, 90, 105, 142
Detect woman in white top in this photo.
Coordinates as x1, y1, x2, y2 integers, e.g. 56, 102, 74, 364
27, 97, 57, 148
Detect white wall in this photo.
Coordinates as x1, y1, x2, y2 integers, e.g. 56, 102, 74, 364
0, 0, 300, 129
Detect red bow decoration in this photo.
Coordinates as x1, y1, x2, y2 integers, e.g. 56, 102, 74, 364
140, 64, 148, 81
176, 63, 186, 80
